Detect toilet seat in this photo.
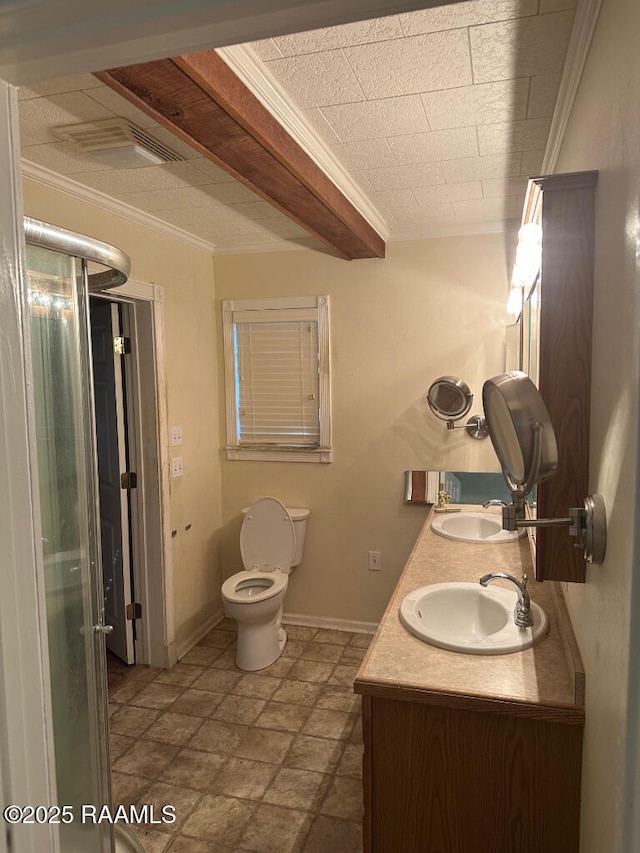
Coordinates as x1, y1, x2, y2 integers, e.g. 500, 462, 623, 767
240, 496, 295, 573
221, 570, 287, 604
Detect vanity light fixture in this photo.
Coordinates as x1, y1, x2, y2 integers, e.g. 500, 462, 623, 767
482, 371, 607, 564
426, 376, 489, 440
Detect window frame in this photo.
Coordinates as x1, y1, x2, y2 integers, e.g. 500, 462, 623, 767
222, 294, 332, 463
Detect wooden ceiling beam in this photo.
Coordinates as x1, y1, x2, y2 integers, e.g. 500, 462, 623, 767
96, 51, 385, 260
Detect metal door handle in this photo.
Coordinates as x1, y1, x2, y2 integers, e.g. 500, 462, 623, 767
94, 624, 114, 635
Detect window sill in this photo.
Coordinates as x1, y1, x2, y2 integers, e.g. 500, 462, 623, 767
226, 447, 332, 463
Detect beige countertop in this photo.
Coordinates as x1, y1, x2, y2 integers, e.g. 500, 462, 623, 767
355, 506, 584, 723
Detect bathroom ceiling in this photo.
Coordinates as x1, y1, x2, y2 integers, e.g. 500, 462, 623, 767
18, 0, 576, 255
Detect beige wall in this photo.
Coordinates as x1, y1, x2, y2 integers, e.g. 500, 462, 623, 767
554, 0, 640, 849
22, 178, 222, 653
214, 235, 511, 625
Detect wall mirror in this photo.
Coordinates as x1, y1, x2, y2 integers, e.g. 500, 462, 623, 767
482, 371, 606, 565
425, 376, 488, 440
404, 471, 511, 505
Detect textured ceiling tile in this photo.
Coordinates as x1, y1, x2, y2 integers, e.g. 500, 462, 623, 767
69, 161, 223, 196
189, 158, 241, 183
84, 85, 165, 129
320, 95, 429, 142
367, 188, 418, 211
412, 182, 484, 204
388, 127, 478, 165
21, 141, 111, 174
364, 161, 445, 191
453, 195, 521, 223
477, 117, 552, 155
482, 177, 529, 197
272, 16, 404, 56
246, 39, 284, 61
264, 51, 365, 108
332, 137, 398, 171
470, 11, 574, 84
422, 78, 529, 130
527, 73, 562, 118
389, 202, 456, 229
343, 29, 472, 99
399, 0, 539, 36
300, 108, 343, 143
520, 149, 544, 175
18, 74, 103, 100
442, 152, 522, 183
19, 92, 114, 145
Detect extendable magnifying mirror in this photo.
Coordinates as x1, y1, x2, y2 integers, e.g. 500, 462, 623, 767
482, 371, 606, 564
426, 376, 489, 440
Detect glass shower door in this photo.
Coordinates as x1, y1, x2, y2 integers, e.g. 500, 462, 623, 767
27, 243, 112, 853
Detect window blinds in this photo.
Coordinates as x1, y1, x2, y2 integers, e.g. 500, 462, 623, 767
234, 311, 320, 447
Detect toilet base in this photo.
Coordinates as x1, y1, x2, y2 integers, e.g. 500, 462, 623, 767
234, 611, 288, 671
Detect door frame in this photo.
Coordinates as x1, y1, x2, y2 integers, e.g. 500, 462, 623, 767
93, 279, 176, 668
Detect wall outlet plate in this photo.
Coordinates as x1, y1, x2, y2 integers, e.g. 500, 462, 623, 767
171, 456, 183, 478
171, 425, 183, 446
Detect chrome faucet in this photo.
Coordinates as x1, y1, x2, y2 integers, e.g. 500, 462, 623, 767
479, 572, 534, 628
482, 499, 507, 508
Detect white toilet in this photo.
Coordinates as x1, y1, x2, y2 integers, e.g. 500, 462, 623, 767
221, 497, 310, 671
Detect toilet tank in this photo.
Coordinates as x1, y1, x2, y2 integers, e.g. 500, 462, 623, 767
241, 505, 310, 570
288, 507, 310, 567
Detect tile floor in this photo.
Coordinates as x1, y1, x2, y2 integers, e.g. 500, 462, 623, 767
107, 620, 370, 853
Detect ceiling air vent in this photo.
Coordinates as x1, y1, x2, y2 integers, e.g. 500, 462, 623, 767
54, 118, 183, 168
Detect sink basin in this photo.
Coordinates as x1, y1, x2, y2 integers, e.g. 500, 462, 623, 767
431, 511, 524, 544
399, 582, 548, 654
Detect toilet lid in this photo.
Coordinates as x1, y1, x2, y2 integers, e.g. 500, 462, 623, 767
240, 497, 295, 572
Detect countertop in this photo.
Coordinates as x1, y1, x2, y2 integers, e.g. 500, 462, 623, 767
355, 506, 584, 723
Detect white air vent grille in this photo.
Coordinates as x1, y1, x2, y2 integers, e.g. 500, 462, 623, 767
54, 118, 182, 163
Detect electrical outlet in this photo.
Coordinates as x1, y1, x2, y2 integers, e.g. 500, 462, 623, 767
368, 550, 381, 571
171, 425, 183, 446
171, 456, 183, 478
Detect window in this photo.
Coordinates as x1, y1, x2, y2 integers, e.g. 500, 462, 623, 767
222, 295, 331, 462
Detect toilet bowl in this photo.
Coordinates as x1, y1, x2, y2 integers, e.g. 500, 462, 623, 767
221, 497, 309, 671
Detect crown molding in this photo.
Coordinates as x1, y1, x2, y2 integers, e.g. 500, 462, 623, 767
541, 0, 604, 173
216, 43, 390, 241
21, 159, 218, 255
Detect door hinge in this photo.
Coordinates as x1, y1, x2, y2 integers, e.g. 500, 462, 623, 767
120, 471, 137, 490
126, 602, 142, 621
114, 335, 131, 355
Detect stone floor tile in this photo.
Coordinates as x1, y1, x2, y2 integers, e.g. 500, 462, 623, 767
281, 639, 307, 659
260, 656, 295, 678
211, 757, 277, 800
255, 701, 312, 733
210, 649, 239, 670
154, 663, 205, 687
143, 711, 205, 746
232, 673, 282, 700
234, 728, 294, 765
287, 660, 335, 684
283, 625, 318, 642
110, 678, 146, 704
162, 748, 225, 790
212, 694, 266, 725
168, 688, 225, 718
110, 705, 160, 737
127, 826, 173, 853
215, 617, 237, 633
271, 680, 322, 708
349, 632, 374, 648
327, 664, 359, 687
109, 732, 135, 762
181, 794, 255, 844
179, 645, 224, 667
299, 642, 343, 663
312, 629, 353, 646
112, 738, 180, 779
283, 735, 343, 774
189, 719, 249, 755
262, 767, 330, 811
238, 803, 312, 853
315, 685, 360, 714
129, 683, 186, 711
198, 629, 235, 649
302, 815, 363, 853
349, 715, 363, 744
319, 776, 364, 821
191, 669, 243, 694
339, 645, 367, 665
166, 834, 232, 853
302, 708, 357, 741
111, 771, 149, 808
139, 780, 201, 832
335, 743, 363, 779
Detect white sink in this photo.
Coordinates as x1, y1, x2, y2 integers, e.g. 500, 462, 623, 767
399, 582, 548, 655
431, 511, 524, 544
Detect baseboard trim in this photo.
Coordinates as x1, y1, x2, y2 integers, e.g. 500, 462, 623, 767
281, 612, 378, 635
176, 608, 225, 662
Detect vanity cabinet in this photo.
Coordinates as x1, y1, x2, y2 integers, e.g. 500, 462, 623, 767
360, 690, 583, 853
